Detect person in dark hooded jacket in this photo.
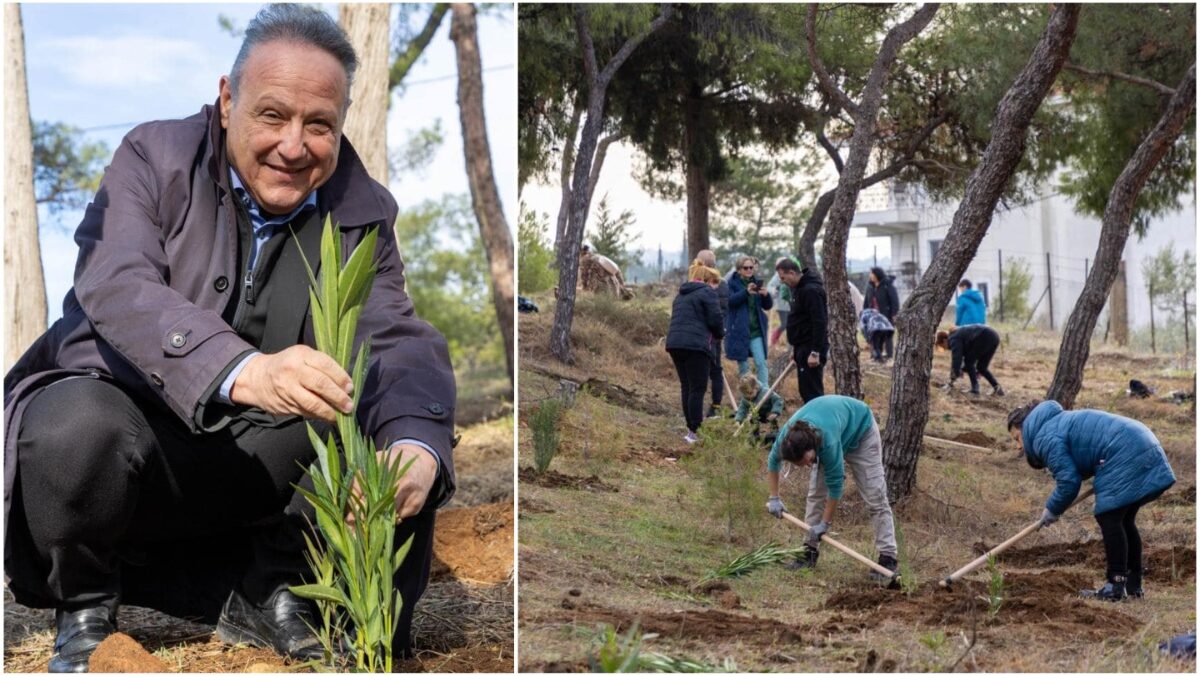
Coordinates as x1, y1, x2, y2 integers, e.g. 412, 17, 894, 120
775, 258, 828, 403
864, 267, 899, 360
666, 263, 725, 443
1007, 400, 1176, 601
936, 325, 1004, 396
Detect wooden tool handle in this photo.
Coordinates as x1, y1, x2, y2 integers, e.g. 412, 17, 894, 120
940, 487, 1095, 588
780, 511, 898, 579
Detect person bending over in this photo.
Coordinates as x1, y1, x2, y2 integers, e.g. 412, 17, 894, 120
1008, 400, 1175, 601
765, 396, 897, 578
733, 373, 784, 445
936, 325, 1004, 396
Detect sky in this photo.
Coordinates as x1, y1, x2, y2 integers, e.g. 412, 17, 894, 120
22, 3, 516, 323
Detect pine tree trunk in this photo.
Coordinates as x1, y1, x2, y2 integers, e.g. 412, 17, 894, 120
4, 4, 45, 372
883, 4, 1081, 502
685, 159, 710, 262
339, 4, 391, 185
812, 3, 938, 401
554, 102, 582, 257
798, 190, 835, 271
1046, 64, 1195, 408
451, 3, 515, 383
549, 5, 672, 363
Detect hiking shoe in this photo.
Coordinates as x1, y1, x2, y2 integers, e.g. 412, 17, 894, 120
991, 385, 1005, 397
1127, 569, 1144, 599
869, 554, 900, 582
706, 406, 720, 419
1080, 578, 1127, 602
785, 547, 819, 571
683, 431, 698, 444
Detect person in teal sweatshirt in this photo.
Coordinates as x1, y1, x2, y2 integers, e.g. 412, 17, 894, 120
734, 373, 785, 444
765, 395, 897, 577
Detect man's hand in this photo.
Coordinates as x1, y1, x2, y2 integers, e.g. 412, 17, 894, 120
766, 496, 786, 519
384, 444, 439, 519
766, 412, 780, 423
230, 345, 353, 422
807, 520, 831, 546
1038, 508, 1059, 528
806, 352, 820, 368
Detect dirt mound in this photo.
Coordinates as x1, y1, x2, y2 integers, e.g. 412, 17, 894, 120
952, 431, 996, 448
89, 633, 166, 673
432, 502, 513, 584
823, 571, 1141, 639
519, 467, 618, 492
1145, 545, 1195, 583
548, 602, 805, 645
985, 539, 1107, 568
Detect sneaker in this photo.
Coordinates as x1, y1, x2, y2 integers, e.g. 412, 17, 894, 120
1080, 577, 1127, 602
705, 406, 720, 419
683, 431, 698, 444
869, 554, 900, 582
969, 388, 981, 396
991, 385, 1006, 397
785, 547, 819, 571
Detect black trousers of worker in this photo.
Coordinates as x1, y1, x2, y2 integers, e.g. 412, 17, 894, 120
793, 349, 826, 403
5, 376, 434, 656
708, 340, 724, 408
963, 331, 1001, 392
1094, 495, 1154, 581
668, 348, 710, 433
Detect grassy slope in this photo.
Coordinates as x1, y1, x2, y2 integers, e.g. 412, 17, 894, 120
518, 289, 1196, 673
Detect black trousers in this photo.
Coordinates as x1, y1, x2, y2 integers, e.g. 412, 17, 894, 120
1094, 495, 1153, 581
669, 348, 710, 432
964, 332, 1000, 392
708, 340, 724, 407
6, 376, 433, 655
794, 349, 826, 403
869, 333, 890, 361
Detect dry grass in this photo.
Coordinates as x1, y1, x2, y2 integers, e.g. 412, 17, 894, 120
518, 288, 1195, 673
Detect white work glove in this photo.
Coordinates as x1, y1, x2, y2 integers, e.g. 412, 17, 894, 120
807, 521, 831, 546
766, 496, 786, 519
1038, 508, 1059, 528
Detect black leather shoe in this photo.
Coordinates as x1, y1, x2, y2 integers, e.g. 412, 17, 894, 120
216, 585, 324, 661
50, 606, 117, 673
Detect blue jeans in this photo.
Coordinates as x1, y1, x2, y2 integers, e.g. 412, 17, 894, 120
737, 337, 769, 391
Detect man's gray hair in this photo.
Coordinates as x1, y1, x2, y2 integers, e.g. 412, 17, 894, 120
229, 4, 358, 103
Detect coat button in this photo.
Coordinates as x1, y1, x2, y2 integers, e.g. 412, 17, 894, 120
150, 373, 164, 386
214, 276, 229, 292
427, 402, 445, 416
170, 332, 187, 348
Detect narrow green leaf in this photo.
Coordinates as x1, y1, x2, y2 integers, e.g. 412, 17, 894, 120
394, 533, 415, 572
337, 227, 379, 315
290, 583, 346, 606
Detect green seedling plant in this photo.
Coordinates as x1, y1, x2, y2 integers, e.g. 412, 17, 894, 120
979, 555, 1005, 618
289, 217, 414, 673
590, 623, 733, 673
700, 541, 810, 582
530, 398, 563, 474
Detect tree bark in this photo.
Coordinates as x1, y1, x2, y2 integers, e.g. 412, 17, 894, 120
555, 101, 583, 255
1046, 63, 1195, 408
450, 3, 515, 383
340, 3, 391, 185
4, 3, 45, 371
809, 3, 940, 401
550, 5, 672, 363
390, 4, 449, 90
685, 159, 711, 261
882, 4, 1081, 502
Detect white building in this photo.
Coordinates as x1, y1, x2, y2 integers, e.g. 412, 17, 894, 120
852, 179, 1197, 330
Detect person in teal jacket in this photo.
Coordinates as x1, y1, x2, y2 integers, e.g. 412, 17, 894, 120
955, 279, 987, 326
765, 396, 897, 577
734, 373, 785, 444
1008, 400, 1176, 601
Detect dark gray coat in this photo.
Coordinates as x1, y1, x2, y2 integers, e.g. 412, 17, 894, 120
4, 104, 458, 528
665, 282, 725, 353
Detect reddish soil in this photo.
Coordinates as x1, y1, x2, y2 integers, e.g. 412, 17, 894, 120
397, 644, 513, 672
543, 602, 806, 645
431, 502, 514, 585
950, 430, 997, 448
89, 633, 167, 672
822, 570, 1143, 639
518, 467, 618, 492
988, 541, 1195, 584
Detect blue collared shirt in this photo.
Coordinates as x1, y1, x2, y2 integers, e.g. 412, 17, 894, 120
216, 171, 440, 478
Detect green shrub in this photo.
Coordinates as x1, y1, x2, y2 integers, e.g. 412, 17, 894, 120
575, 294, 672, 346
998, 257, 1032, 320
683, 421, 767, 542
530, 399, 564, 473
518, 206, 558, 294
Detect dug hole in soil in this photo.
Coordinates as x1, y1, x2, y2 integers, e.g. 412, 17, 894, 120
432, 501, 515, 585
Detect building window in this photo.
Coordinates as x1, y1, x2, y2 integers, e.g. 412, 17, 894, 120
929, 239, 943, 260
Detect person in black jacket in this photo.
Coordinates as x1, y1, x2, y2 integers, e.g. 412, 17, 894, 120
697, 249, 729, 417
775, 258, 828, 403
864, 267, 900, 360
666, 263, 725, 443
936, 325, 1005, 396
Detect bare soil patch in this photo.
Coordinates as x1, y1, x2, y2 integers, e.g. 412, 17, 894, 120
544, 602, 806, 646
518, 467, 618, 492
952, 430, 997, 448
432, 502, 514, 585
992, 541, 1195, 584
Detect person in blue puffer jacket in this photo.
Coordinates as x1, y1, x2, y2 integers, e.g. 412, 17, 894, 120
1007, 400, 1176, 601
955, 279, 987, 326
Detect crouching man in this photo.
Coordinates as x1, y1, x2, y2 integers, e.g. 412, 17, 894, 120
4, 5, 455, 672
765, 395, 898, 579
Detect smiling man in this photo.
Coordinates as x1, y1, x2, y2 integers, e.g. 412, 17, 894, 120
3, 5, 455, 672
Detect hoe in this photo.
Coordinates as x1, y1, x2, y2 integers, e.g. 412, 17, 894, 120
780, 511, 902, 587
940, 487, 1095, 589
